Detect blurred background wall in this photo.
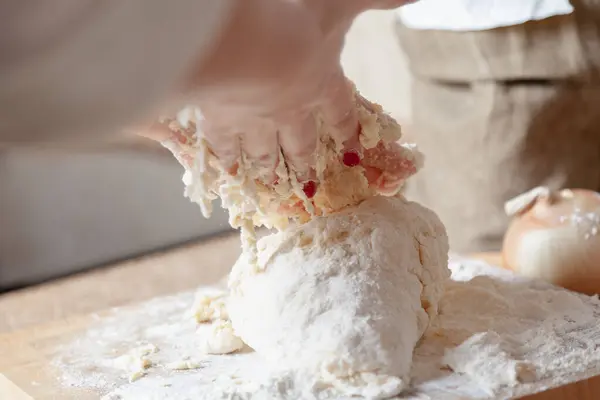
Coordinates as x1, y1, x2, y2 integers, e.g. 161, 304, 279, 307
0, 10, 411, 289
342, 10, 411, 123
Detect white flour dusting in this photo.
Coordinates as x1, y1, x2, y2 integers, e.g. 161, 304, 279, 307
54, 257, 600, 400
443, 332, 537, 396
559, 208, 600, 239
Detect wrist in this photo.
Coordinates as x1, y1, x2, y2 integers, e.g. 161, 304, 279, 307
190, 0, 314, 97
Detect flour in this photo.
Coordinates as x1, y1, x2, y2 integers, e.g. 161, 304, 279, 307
227, 196, 449, 399
559, 208, 600, 239
54, 257, 600, 399
443, 332, 537, 395
412, 256, 600, 398
112, 344, 157, 383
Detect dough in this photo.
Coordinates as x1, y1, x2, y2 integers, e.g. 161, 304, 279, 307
163, 87, 448, 397
189, 288, 228, 323
227, 196, 449, 398
112, 343, 158, 383
198, 320, 244, 355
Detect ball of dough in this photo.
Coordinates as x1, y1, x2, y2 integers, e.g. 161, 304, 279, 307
227, 196, 449, 398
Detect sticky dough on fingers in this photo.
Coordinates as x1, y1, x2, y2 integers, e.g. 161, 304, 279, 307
159, 89, 424, 239
197, 119, 242, 174
239, 123, 280, 184
318, 73, 361, 152
277, 113, 319, 183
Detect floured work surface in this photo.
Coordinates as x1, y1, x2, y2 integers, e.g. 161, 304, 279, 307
2, 257, 600, 400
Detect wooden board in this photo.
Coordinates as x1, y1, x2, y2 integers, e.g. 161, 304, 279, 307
0, 314, 102, 399
0, 233, 241, 334
1, 253, 599, 400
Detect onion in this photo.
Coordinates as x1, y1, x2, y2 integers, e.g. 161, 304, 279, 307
502, 187, 600, 295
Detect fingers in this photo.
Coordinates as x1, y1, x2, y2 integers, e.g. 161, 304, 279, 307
278, 113, 318, 184
319, 71, 360, 152
363, 165, 383, 185
199, 121, 241, 173
130, 121, 173, 142
240, 121, 279, 183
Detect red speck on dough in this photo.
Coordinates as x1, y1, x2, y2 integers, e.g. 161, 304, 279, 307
303, 181, 317, 199
342, 150, 361, 167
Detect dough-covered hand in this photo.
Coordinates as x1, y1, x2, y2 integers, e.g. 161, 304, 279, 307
142, 0, 412, 185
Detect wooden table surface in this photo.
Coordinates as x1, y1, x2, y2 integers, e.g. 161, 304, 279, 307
0, 240, 502, 335
0, 232, 241, 334
0, 238, 598, 400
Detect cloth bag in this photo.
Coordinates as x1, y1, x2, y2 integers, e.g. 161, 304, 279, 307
396, 0, 600, 252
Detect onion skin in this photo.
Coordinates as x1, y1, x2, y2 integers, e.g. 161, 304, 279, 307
502, 188, 600, 295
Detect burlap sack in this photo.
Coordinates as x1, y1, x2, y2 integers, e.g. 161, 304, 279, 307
396, 1, 600, 252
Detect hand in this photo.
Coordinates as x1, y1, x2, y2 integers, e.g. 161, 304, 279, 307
142, 0, 413, 184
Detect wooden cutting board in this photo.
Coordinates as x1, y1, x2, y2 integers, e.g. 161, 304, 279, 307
1, 253, 600, 400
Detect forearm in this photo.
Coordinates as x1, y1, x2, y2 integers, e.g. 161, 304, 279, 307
0, 0, 234, 145
193, 0, 326, 106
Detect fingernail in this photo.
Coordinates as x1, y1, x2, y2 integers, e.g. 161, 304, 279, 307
302, 181, 317, 199
342, 150, 361, 167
